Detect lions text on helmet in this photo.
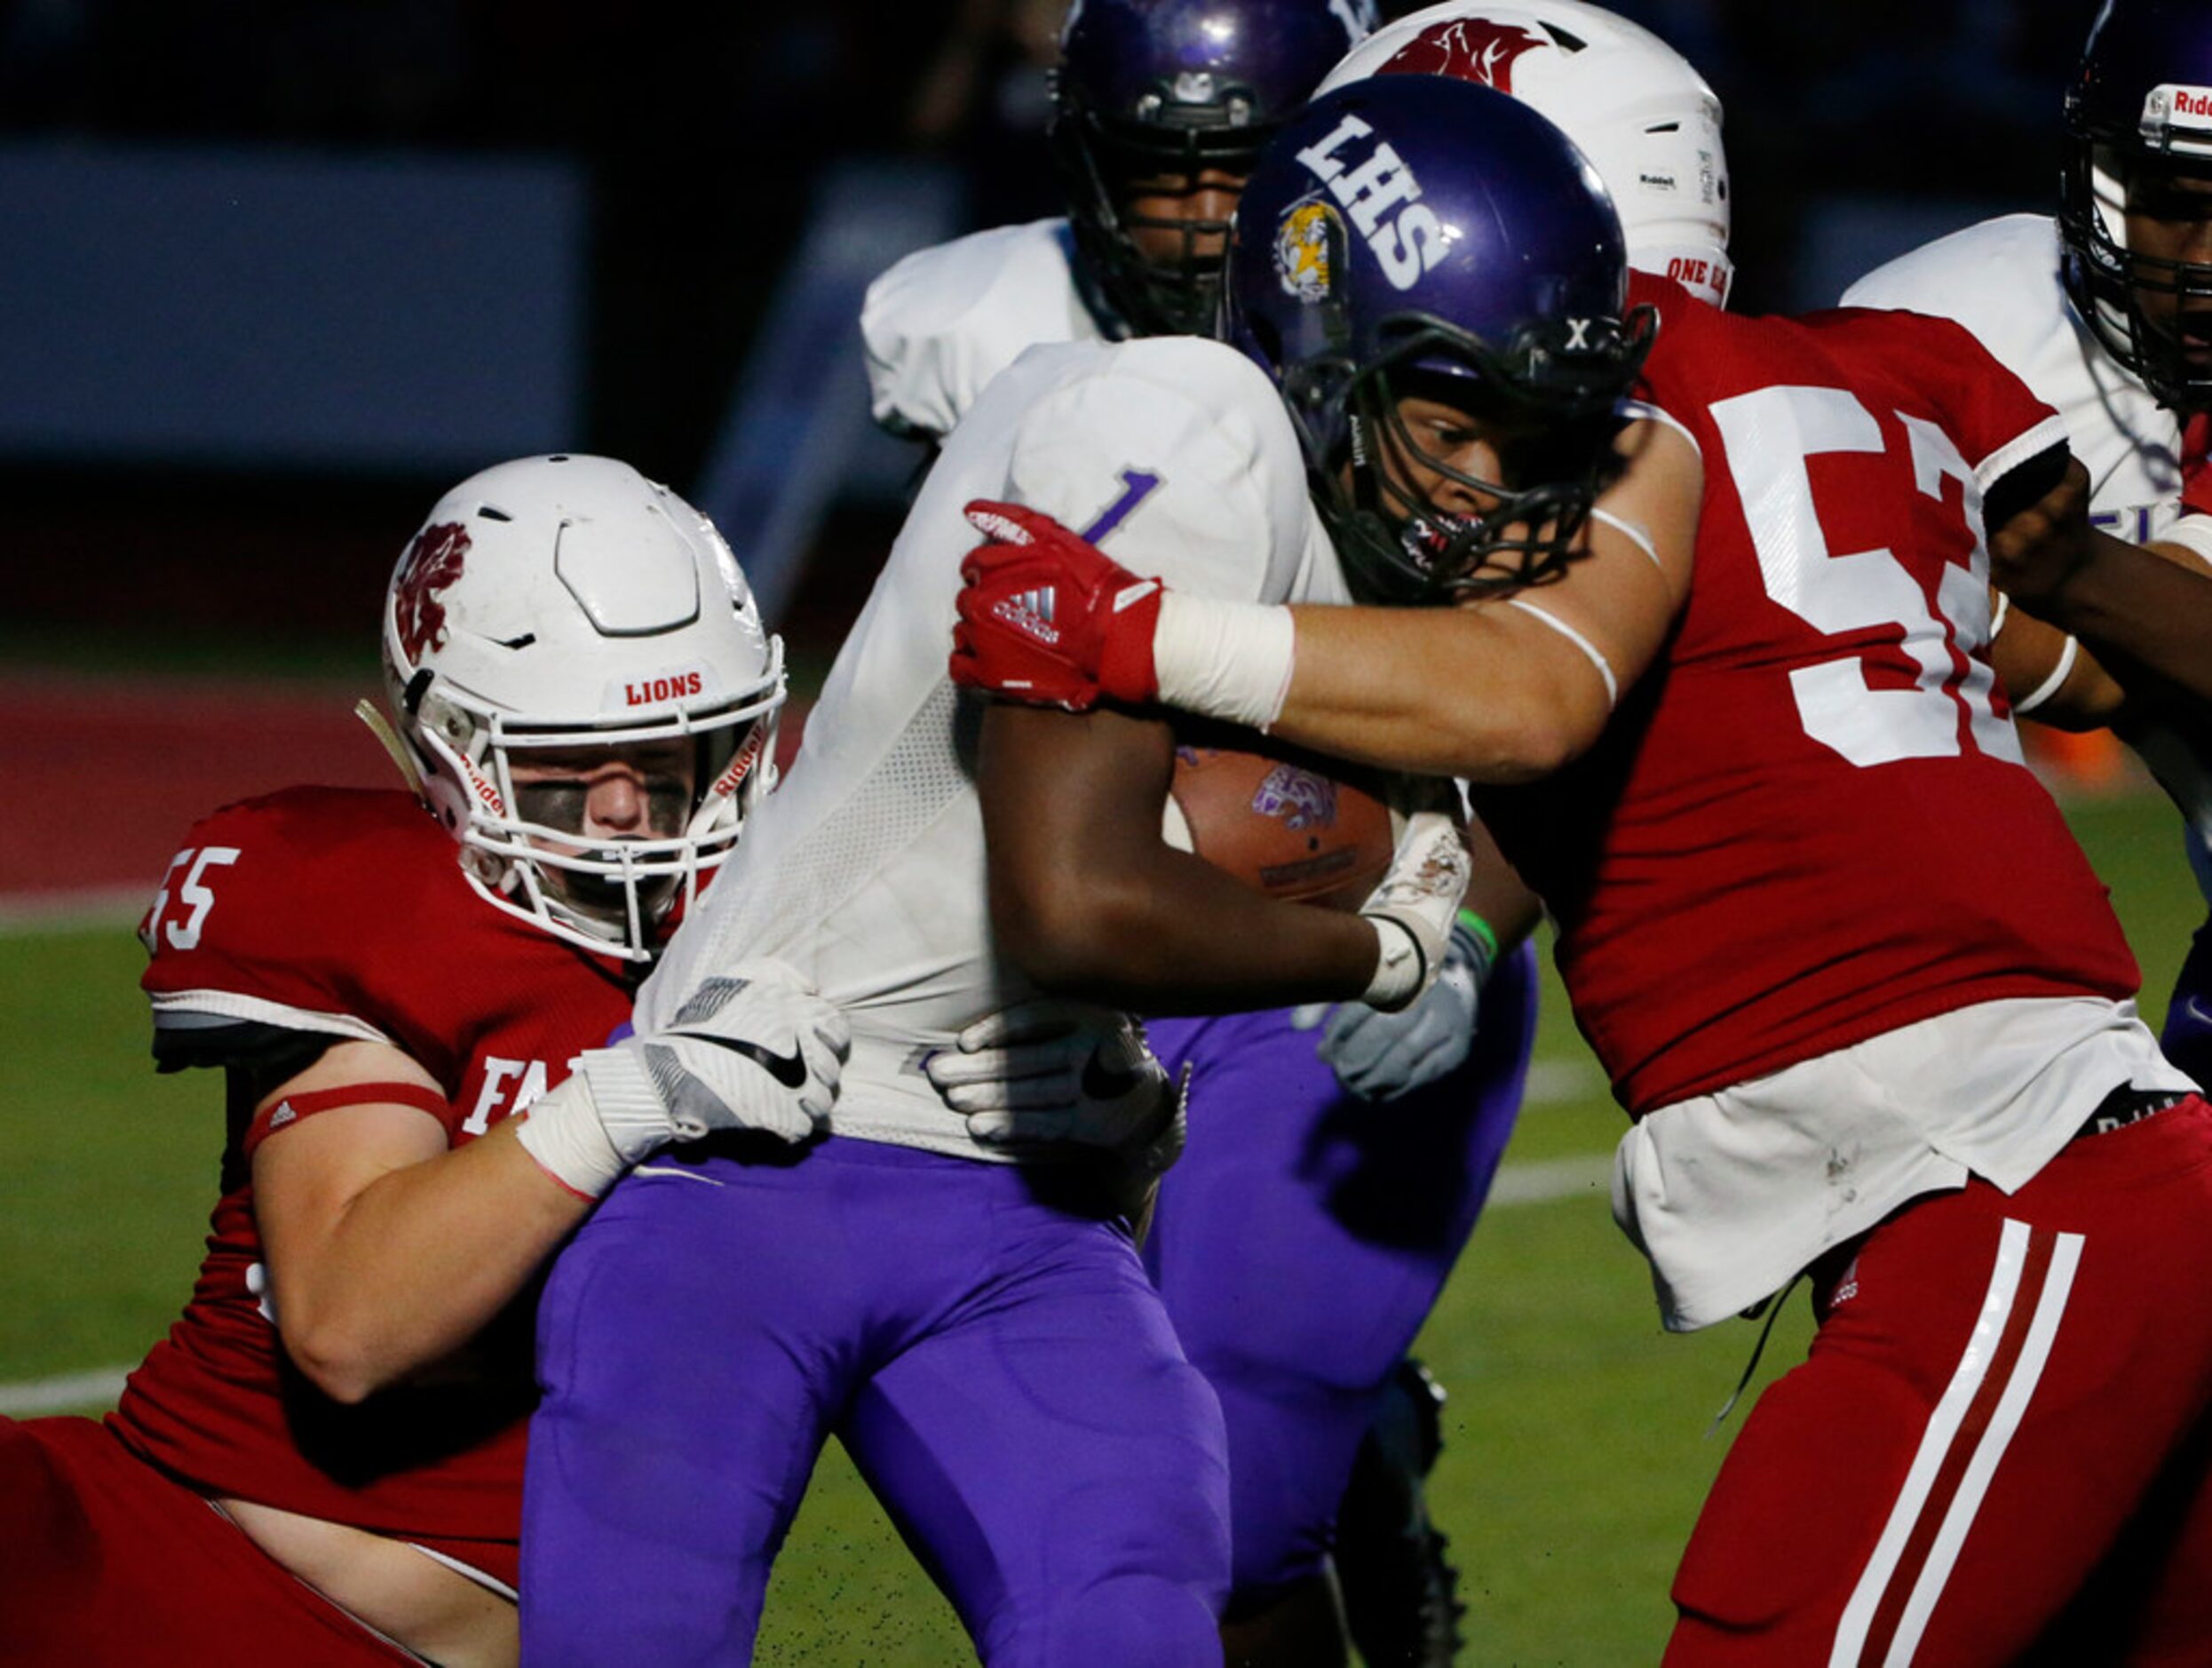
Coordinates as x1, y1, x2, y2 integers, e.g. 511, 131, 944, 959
379, 454, 786, 960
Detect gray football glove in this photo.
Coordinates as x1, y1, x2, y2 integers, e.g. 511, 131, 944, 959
517, 960, 849, 1197
1300, 916, 1496, 1102
926, 999, 1183, 1166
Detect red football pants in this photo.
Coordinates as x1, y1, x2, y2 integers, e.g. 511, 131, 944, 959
0, 1414, 418, 1665
1667, 1097, 2212, 1666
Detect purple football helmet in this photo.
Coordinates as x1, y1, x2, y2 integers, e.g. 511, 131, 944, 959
1225, 75, 1652, 604
1051, 0, 1378, 337
2061, 0, 2212, 410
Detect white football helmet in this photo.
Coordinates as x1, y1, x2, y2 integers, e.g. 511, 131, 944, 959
380, 454, 786, 961
1315, 0, 1732, 307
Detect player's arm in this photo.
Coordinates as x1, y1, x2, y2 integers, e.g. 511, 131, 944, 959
955, 416, 1701, 779
1268, 421, 1698, 775
1987, 594, 2130, 730
250, 1039, 591, 1403
1991, 454, 2212, 709
979, 701, 1454, 1014
1305, 813, 1541, 1102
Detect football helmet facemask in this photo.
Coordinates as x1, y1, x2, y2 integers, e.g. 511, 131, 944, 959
1051, 0, 1377, 338
2060, 0, 2212, 411
380, 454, 786, 961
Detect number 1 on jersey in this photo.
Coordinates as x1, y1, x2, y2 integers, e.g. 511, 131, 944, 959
1081, 469, 1162, 544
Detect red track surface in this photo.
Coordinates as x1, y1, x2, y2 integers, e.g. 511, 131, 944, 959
2, 671, 812, 906
2, 671, 396, 902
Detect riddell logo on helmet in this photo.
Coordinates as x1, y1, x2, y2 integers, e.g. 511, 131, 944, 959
2145, 83, 2212, 129
710, 723, 769, 798
1294, 114, 1448, 291
464, 764, 505, 816
1376, 20, 1548, 93
624, 671, 704, 706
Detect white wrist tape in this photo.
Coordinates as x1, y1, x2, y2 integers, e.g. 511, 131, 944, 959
513, 1048, 668, 1200
1152, 592, 1298, 730
1360, 917, 1427, 1010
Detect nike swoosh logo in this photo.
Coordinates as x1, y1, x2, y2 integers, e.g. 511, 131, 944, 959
687, 1032, 807, 1089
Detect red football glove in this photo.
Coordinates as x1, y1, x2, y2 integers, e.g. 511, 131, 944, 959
951, 500, 1168, 712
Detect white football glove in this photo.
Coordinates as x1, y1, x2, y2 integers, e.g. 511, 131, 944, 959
517, 960, 850, 1198
1297, 915, 1496, 1102
1359, 807, 1474, 1012
926, 999, 1184, 1169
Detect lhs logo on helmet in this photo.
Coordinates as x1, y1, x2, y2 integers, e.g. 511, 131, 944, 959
1377, 20, 1549, 91
1275, 201, 1342, 303
1294, 113, 1451, 290
393, 521, 470, 663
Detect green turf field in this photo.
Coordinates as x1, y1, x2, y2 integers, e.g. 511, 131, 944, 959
0, 789, 2192, 1664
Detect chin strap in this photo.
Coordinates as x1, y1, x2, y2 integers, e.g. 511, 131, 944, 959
354, 700, 429, 805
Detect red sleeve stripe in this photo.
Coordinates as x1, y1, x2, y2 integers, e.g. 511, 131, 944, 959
244, 1081, 454, 1156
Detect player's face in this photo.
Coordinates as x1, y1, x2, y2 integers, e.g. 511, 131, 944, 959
508, 736, 700, 915
1371, 393, 1517, 523
1120, 166, 1248, 267
511, 738, 697, 842
2124, 160, 2212, 368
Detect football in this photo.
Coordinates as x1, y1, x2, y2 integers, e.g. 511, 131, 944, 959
1163, 732, 1396, 911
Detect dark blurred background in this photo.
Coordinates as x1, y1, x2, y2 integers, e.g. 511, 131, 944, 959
0, 0, 2101, 666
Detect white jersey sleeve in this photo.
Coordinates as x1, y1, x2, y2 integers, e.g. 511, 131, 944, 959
997, 335, 1318, 604
860, 219, 1110, 441
644, 334, 1340, 1160
1842, 214, 2187, 547
1848, 212, 2212, 909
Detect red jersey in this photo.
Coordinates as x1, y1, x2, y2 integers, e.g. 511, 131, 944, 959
1476, 277, 2140, 1116
122, 786, 638, 1582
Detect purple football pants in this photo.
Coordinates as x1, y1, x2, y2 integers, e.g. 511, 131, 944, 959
1143, 940, 1535, 1597
520, 1139, 1230, 1665
2162, 916, 2212, 1091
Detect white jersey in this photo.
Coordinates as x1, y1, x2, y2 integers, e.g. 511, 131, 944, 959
1843, 215, 2191, 542
860, 218, 1116, 442
643, 335, 1352, 1158
1844, 212, 2212, 901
